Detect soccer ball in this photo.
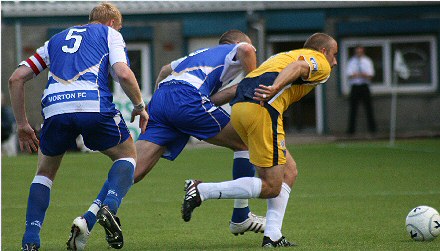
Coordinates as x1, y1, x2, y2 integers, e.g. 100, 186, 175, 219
406, 205, 440, 241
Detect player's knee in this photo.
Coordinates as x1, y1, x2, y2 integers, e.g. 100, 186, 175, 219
267, 185, 282, 198
262, 179, 283, 198
289, 161, 298, 178
284, 158, 298, 182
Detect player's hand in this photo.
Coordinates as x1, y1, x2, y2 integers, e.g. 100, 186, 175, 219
131, 109, 149, 134
17, 123, 39, 153
253, 84, 277, 106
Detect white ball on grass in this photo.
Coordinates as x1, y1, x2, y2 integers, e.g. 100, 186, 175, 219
406, 205, 440, 241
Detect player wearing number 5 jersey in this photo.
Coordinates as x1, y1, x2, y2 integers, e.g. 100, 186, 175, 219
8, 3, 148, 250
38, 23, 129, 118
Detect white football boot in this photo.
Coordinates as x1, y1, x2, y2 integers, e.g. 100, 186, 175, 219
230, 212, 266, 235
67, 216, 90, 250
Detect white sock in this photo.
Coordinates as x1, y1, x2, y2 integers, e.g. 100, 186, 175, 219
264, 182, 291, 241
198, 177, 262, 201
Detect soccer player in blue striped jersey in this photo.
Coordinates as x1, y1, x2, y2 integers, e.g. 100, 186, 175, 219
135, 30, 267, 235
8, 3, 148, 250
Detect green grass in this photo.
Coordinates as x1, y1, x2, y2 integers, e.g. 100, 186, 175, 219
2, 138, 440, 250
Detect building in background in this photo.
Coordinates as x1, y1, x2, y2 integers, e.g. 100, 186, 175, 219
2, 1, 440, 138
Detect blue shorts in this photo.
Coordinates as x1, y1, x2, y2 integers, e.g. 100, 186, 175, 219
40, 112, 131, 156
138, 82, 230, 160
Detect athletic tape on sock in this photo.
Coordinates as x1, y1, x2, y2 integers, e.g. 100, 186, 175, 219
88, 203, 100, 215
234, 199, 249, 208
115, 157, 136, 167
32, 175, 53, 189
234, 151, 250, 159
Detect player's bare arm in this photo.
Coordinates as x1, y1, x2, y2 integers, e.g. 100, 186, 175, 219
155, 64, 173, 90
236, 43, 257, 74
8, 65, 39, 153
113, 62, 149, 133
210, 84, 238, 106
210, 43, 256, 106
253, 60, 310, 102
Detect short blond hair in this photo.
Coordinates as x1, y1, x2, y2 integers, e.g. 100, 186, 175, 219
89, 2, 122, 26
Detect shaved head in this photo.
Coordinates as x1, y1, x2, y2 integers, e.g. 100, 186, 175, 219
219, 30, 251, 45
304, 33, 336, 52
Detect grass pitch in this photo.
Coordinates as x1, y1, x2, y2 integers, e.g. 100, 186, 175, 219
2, 138, 440, 250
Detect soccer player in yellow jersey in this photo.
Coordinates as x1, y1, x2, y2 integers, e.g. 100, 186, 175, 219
182, 33, 338, 247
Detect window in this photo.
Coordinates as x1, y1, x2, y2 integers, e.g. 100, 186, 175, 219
340, 36, 437, 95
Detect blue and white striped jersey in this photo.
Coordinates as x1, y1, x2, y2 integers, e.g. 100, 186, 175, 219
159, 42, 253, 97
20, 23, 128, 119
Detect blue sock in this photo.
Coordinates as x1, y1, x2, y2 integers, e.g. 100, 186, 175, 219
103, 158, 135, 214
231, 151, 255, 223
22, 176, 52, 248
83, 180, 109, 231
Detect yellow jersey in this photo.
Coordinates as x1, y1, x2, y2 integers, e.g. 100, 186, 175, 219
231, 48, 331, 114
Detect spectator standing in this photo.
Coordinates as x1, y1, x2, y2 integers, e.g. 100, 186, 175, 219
346, 45, 377, 135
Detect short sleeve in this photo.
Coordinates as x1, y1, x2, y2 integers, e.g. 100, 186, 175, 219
170, 56, 187, 70
299, 52, 331, 84
220, 42, 256, 84
346, 58, 356, 76
224, 42, 256, 67
108, 28, 127, 66
19, 41, 49, 76
364, 57, 375, 76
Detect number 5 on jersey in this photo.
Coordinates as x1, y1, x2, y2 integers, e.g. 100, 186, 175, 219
62, 28, 87, 53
